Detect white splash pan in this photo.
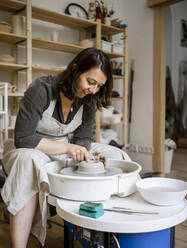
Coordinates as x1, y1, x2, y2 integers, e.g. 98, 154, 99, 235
47, 159, 142, 201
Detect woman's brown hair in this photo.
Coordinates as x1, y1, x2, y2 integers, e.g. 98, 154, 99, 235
59, 47, 113, 110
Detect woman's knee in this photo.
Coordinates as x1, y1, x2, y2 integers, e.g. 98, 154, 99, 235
3, 148, 50, 175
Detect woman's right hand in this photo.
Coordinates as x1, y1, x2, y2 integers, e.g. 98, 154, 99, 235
64, 143, 90, 162
36, 138, 90, 162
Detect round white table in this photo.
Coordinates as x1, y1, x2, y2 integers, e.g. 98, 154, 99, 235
48, 192, 187, 247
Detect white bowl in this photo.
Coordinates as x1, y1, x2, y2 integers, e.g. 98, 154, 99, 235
136, 177, 187, 206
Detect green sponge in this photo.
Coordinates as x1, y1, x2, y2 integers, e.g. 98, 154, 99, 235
80, 202, 103, 212
79, 209, 104, 219
79, 202, 104, 219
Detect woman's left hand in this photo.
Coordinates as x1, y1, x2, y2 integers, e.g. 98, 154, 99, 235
91, 152, 107, 165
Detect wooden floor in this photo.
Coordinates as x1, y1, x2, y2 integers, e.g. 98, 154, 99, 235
0, 148, 186, 248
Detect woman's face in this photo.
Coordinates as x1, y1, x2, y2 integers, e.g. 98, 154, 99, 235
75, 67, 107, 98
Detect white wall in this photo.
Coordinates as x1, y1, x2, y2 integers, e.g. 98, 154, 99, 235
118, 0, 154, 170
168, 1, 187, 103
0, 0, 154, 170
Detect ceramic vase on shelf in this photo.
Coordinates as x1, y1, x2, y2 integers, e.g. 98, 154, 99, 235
11, 15, 24, 35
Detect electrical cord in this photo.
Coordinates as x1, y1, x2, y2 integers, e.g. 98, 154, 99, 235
113, 234, 120, 248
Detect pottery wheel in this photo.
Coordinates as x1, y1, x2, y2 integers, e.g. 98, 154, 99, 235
60, 159, 123, 177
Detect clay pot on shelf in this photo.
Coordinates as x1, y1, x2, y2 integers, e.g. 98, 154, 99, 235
0, 54, 16, 63
11, 15, 24, 35
0, 22, 12, 33
79, 39, 94, 48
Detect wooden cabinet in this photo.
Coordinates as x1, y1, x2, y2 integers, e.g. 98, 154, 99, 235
0, 0, 128, 147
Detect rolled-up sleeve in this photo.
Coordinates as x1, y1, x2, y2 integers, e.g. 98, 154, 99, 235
72, 105, 96, 150
15, 77, 51, 148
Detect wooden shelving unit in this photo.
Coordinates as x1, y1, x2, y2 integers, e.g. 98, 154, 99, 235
111, 97, 125, 101
105, 51, 125, 59
32, 6, 96, 29
101, 24, 125, 36
95, 21, 128, 144
113, 75, 126, 79
0, 62, 27, 71
0, 0, 128, 145
87, 23, 123, 36
0, 32, 26, 43
32, 65, 63, 74
8, 92, 24, 97
32, 38, 83, 54
0, 0, 26, 12
0, 0, 30, 147
101, 121, 124, 127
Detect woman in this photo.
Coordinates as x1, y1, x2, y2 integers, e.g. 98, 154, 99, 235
1, 48, 128, 247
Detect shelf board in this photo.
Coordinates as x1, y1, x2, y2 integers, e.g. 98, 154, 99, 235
0, 32, 26, 44
0, 0, 26, 12
111, 97, 125, 101
0, 2, 97, 28
101, 24, 126, 36
101, 121, 124, 127
33, 67, 125, 77
0, 91, 24, 97
32, 6, 97, 29
31, 38, 124, 57
32, 65, 64, 73
87, 23, 125, 36
8, 92, 24, 97
0, 62, 27, 71
112, 75, 125, 79
105, 51, 125, 59
0, 111, 6, 114
8, 126, 14, 130
32, 38, 83, 54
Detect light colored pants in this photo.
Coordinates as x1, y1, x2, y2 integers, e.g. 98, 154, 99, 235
1, 139, 130, 245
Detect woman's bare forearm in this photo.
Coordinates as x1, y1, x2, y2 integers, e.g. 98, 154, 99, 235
35, 138, 90, 162
35, 138, 68, 155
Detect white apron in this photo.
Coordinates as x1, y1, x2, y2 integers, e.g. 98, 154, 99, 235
36, 100, 83, 161
1, 100, 129, 246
